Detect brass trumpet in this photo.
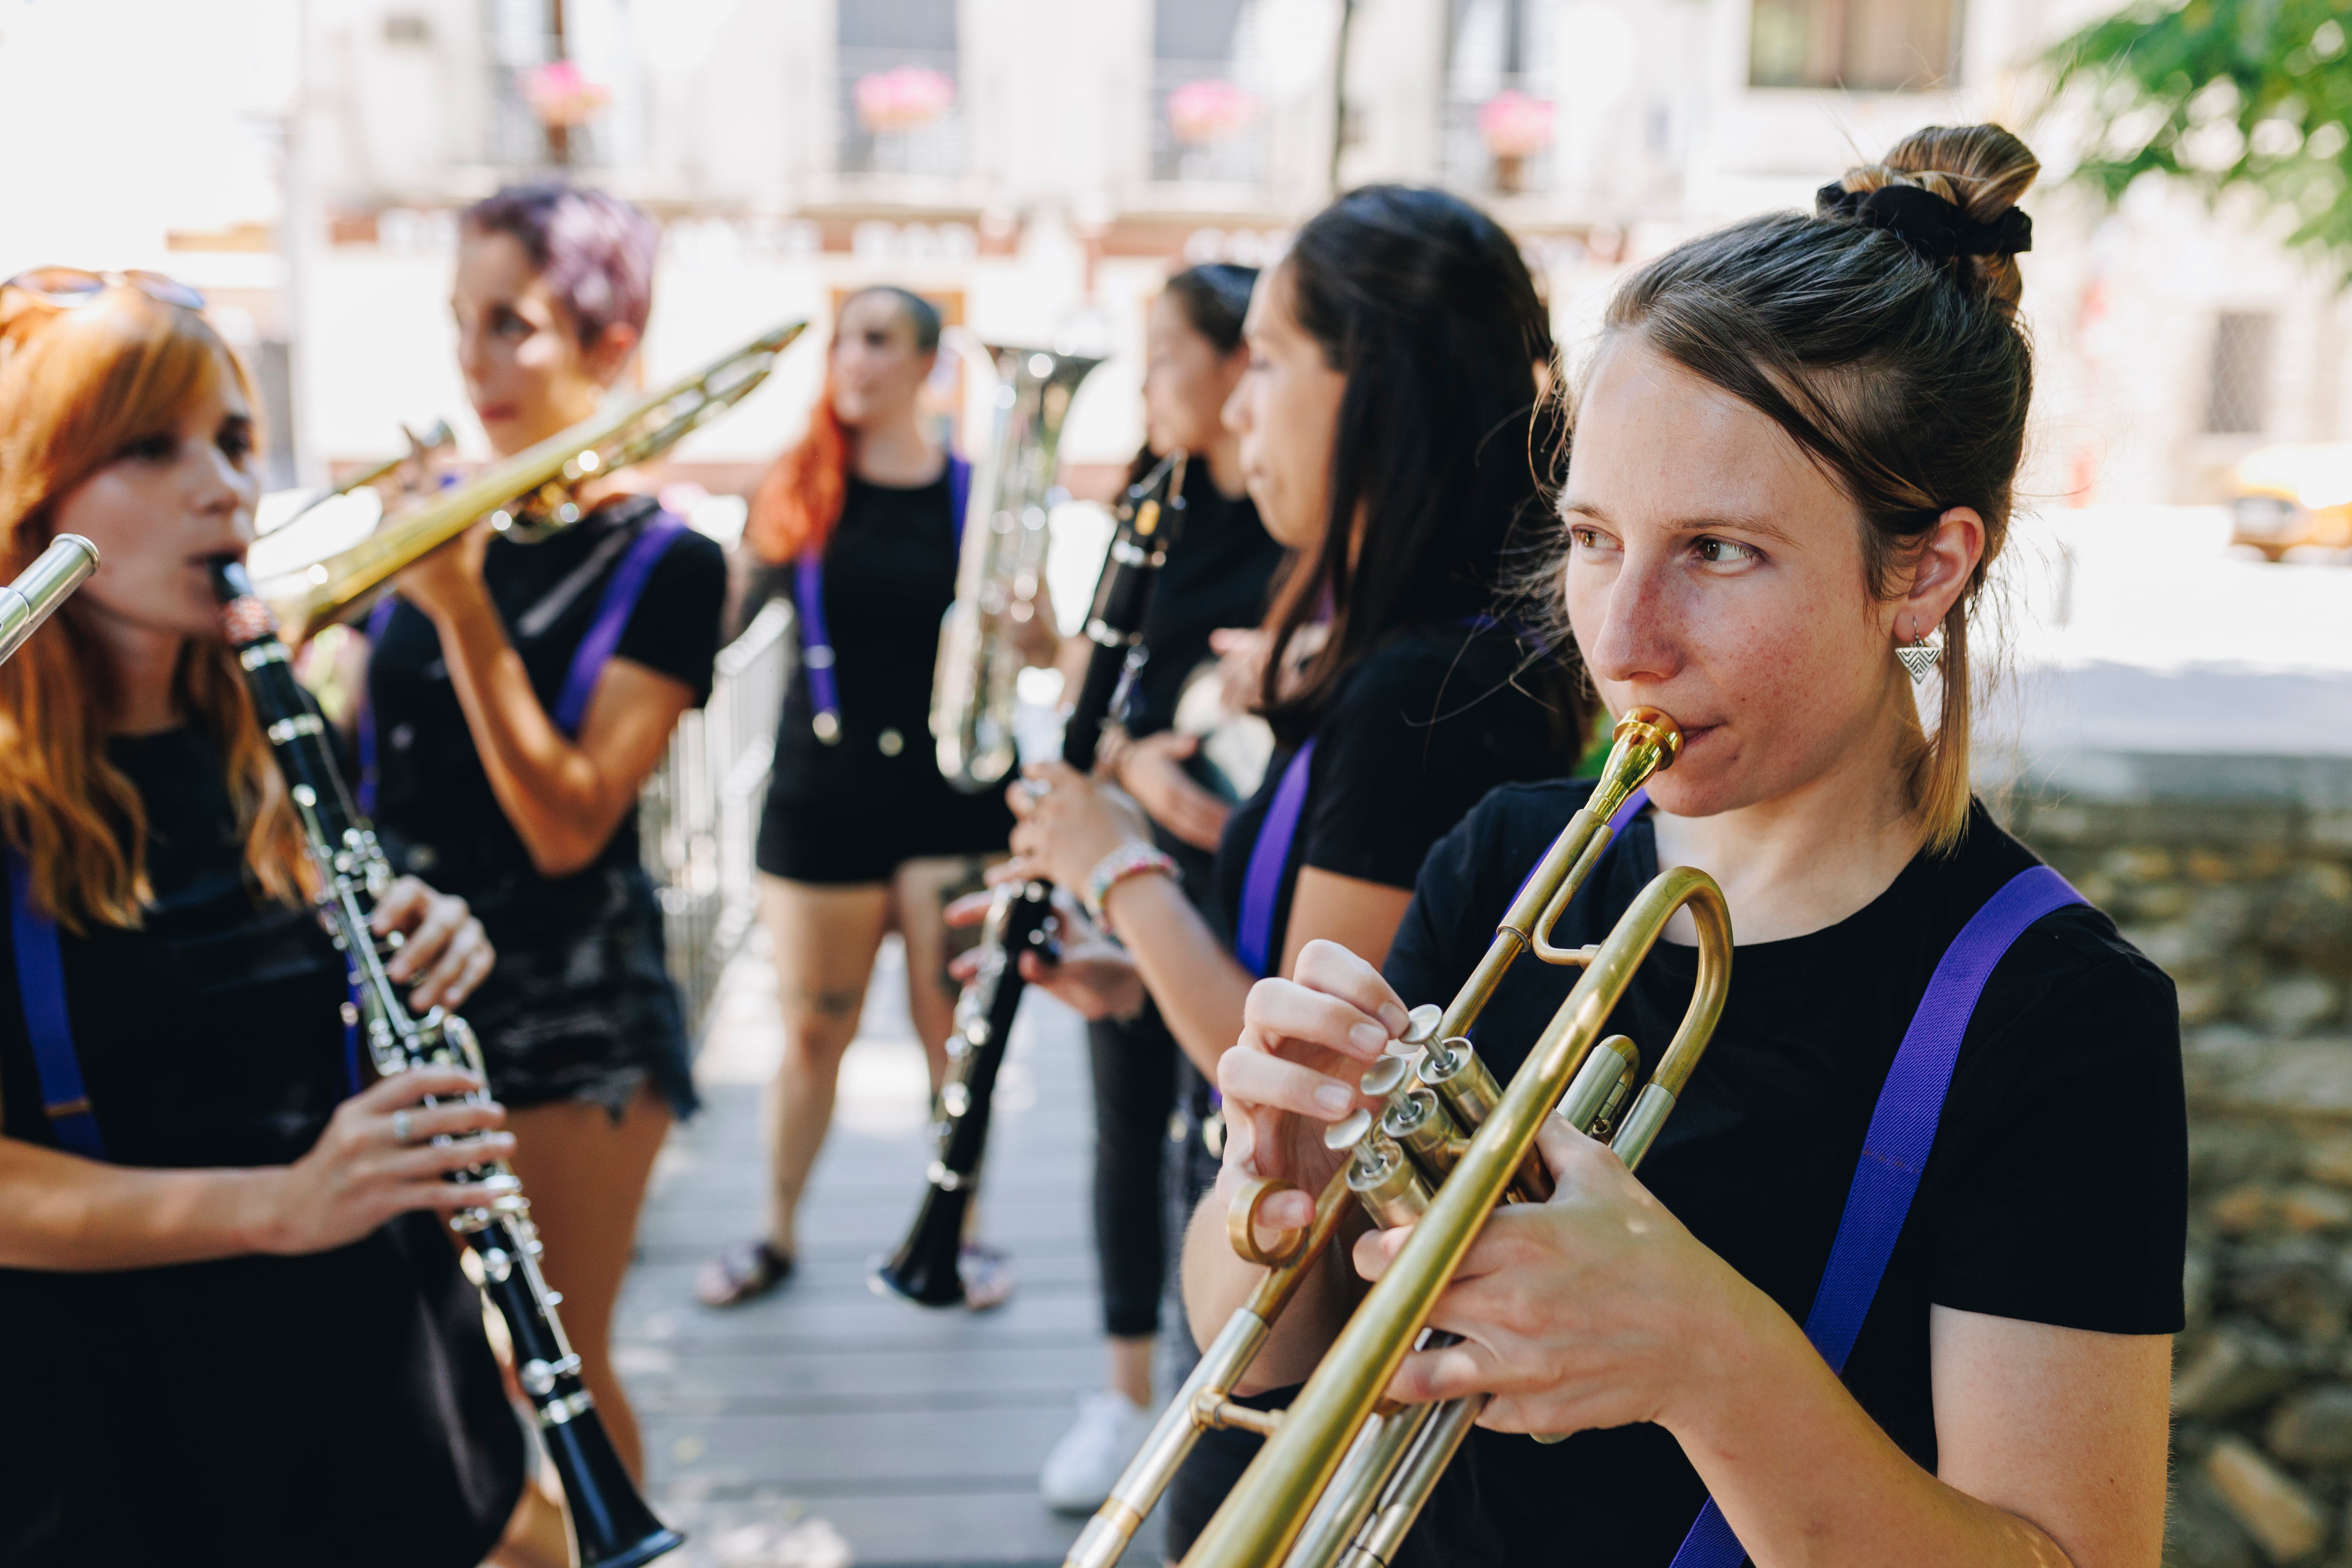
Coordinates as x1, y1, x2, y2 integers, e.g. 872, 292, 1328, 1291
1067, 708, 1728, 1568
248, 322, 807, 643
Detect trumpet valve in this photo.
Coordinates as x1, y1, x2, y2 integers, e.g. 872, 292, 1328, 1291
1379, 1087, 1466, 1184
1326, 1110, 1431, 1229
1417, 1035, 1502, 1127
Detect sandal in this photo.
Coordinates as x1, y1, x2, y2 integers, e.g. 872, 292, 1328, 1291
958, 1243, 1016, 1312
697, 1238, 795, 1308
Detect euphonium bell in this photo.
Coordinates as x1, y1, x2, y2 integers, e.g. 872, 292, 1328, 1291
929, 341, 1102, 792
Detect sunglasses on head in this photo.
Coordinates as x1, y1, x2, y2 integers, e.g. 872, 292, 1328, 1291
1, 268, 207, 314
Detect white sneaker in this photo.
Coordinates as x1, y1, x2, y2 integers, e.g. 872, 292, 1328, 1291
1040, 1389, 1156, 1513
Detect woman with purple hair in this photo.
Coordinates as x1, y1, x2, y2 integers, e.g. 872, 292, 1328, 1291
367, 180, 727, 1488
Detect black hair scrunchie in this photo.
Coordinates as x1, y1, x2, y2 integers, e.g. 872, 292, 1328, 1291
1815, 181, 2033, 259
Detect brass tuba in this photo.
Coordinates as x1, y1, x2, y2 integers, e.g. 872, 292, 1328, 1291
247, 322, 807, 644
929, 341, 1103, 792
1066, 709, 1732, 1568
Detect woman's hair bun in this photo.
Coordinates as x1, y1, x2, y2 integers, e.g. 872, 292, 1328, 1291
1833, 123, 2040, 314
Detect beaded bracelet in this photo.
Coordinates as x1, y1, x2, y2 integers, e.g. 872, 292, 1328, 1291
1083, 842, 1178, 932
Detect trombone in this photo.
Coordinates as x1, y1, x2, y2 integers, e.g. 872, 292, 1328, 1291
247, 322, 807, 644
258, 418, 455, 536
1067, 708, 1732, 1568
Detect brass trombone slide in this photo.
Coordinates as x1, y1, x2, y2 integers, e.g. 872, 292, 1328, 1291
249, 321, 806, 644
1064, 708, 1685, 1568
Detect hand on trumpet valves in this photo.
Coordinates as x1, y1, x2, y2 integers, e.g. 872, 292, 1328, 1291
1215, 939, 1414, 1237
1350, 1112, 1764, 1443
1003, 759, 1152, 894
388, 517, 495, 628
244, 1067, 513, 1256
944, 881, 1147, 1023
368, 875, 497, 1013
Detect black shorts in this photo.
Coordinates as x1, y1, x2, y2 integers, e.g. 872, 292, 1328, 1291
755, 771, 1015, 884
421, 860, 698, 1119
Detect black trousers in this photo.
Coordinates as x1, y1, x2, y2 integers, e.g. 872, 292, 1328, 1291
1087, 1004, 1180, 1338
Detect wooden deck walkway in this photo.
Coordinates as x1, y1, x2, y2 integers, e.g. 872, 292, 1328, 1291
612, 933, 1169, 1568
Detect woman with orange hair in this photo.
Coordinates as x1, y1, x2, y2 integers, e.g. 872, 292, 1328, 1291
0, 272, 546, 1565
698, 286, 1044, 1309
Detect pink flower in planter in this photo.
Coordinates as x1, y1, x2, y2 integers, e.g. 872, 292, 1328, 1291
856, 66, 957, 135
1478, 90, 1556, 159
1168, 78, 1260, 146
522, 60, 610, 130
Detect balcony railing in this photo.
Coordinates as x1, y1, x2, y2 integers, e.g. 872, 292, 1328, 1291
1439, 83, 1558, 198
639, 600, 790, 1038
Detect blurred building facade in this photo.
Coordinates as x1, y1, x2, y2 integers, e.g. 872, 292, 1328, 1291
167, 0, 2351, 506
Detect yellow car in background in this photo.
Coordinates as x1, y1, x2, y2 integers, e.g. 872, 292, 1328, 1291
2232, 443, 2352, 560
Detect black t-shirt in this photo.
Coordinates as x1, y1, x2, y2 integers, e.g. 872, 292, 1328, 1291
0, 726, 522, 1567
1378, 782, 2186, 1568
1213, 620, 1577, 959
768, 466, 963, 797
1121, 472, 1286, 739
368, 495, 727, 887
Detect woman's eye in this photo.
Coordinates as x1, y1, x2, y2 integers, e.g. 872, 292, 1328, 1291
1566, 525, 1615, 553
1692, 536, 1760, 566
218, 424, 254, 464
118, 432, 178, 464
490, 307, 531, 341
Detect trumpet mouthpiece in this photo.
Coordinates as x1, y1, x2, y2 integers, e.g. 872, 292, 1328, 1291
1611, 706, 1683, 769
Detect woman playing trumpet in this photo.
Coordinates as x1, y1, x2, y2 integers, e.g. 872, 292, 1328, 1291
1196, 125, 2183, 1568
0, 274, 539, 1565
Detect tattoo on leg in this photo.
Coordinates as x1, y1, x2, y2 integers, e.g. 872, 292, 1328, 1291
788, 984, 865, 1019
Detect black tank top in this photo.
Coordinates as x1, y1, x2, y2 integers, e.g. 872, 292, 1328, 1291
0, 725, 523, 1568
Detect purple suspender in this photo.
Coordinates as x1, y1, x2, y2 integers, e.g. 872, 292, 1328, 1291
1233, 739, 1318, 978
1667, 863, 2088, 1568
7, 851, 366, 1161
359, 509, 689, 812
796, 456, 969, 744
550, 512, 689, 737
8, 853, 103, 1158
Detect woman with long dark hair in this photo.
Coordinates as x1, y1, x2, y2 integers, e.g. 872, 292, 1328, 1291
0, 275, 546, 1566
1033, 262, 1290, 1510
368, 180, 728, 1481
699, 286, 1045, 1311
1200, 125, 2182, 1567
981, 187, 1590, 1526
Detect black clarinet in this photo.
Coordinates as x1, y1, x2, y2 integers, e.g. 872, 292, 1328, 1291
874, 451, 1190, 1307
212, 560, 684, 1568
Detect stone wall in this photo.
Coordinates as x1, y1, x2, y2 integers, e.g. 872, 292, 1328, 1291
1999, 759, 2352, 1568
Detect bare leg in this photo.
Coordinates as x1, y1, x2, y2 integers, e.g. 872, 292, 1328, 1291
761, 874, 892, 1257
891, 855, 992, 1090
1108, 1334, 1155, 1407
503, 1082, 673, 1480
484, 1472, 570, 1568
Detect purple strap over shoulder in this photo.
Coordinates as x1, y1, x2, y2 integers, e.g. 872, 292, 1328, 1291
551, 511, 689, 738
796, 456, 968, 743
1667, 863, 2087, 1568
6, 852, 365, 1163
1234, 739, 1317, 978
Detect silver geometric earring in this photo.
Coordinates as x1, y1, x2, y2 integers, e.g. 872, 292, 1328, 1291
1895, 622, 1943, 685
